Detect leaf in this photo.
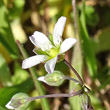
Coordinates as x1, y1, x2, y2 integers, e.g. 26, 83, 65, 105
79, 5, 99, 27
8, 0, 25, 20
0, 43, 12, 63
90, 93, 105, 110
93, 28, 110, 54
0, 54, 12, 86
0, 106, 7, 110
79, 0, 97, 76
0, 0, 19, 59
12, 62, 29, 85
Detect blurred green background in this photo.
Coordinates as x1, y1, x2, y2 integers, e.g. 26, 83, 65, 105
0, 0, 110, 110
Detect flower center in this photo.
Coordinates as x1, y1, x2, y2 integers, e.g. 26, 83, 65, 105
49, 48, 59, 58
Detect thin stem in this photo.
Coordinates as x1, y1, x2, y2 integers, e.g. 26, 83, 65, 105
16, 40, 50, 110
64, 59, 83, 85
27, 90, 82, 102
28, 93, 71, 102
63, 76, 80, 83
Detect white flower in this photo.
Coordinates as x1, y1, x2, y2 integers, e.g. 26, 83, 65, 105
22, 16, 77, 73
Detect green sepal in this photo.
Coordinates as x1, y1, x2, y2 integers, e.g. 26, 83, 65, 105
48, 34, 54, 45
33, 48, 49, 56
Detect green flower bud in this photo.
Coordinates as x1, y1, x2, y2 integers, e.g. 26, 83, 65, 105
6, 93, 30, 110
38, 71, 65, 86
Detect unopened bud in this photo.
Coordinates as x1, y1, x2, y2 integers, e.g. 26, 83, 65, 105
80, 93, 93, 110
6, 93, 30, 110
38, 71, 64, 86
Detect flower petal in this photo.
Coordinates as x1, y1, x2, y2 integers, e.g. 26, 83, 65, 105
53, 16, 66, 46
44, 56, 57, 73
29, 31, 52, 51
6, 100, 15, 109
22, 55, 48, 69
38, 76, 47, 83
60, 38, 77, 54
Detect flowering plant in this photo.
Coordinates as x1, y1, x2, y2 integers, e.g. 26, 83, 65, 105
6, 16, 93, 110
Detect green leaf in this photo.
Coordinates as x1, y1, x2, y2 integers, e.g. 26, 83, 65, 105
0, 0, 19, 59
8, 0, 25, 20
79, 5, 99, 27
93, 28, 110, 54
12, 62, 29, 85
79, 0, 97, 76
0, 54, 12, 86
0, 105, 7, 110
90, 93, 105, 110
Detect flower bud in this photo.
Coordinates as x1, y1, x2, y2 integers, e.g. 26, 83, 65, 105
6, 93, 30, 110
38, 71, 64, 86
79, 93, 93, 110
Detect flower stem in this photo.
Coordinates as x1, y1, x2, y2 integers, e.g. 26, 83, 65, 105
64, 59, 83, 85
26, 90, 82, 102
63, 76, 80, 83
16, 40, 50, 110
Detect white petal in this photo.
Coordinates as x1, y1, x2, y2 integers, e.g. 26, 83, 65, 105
38, 76, 47, 84
22, 55, 48, 69
29, 31, 52, 51
6, 100, 15, 109
53, 16, 66, 46
44, 56, 57, 73
60, 38, 77, 54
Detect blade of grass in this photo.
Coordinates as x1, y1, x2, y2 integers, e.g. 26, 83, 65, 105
0, 0, 19, 59
0, 54, 11, 86
16, 40, 50, 110
79, 0, 97, 77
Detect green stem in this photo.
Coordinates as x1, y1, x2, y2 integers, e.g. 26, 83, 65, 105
16, 40, 50, 110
